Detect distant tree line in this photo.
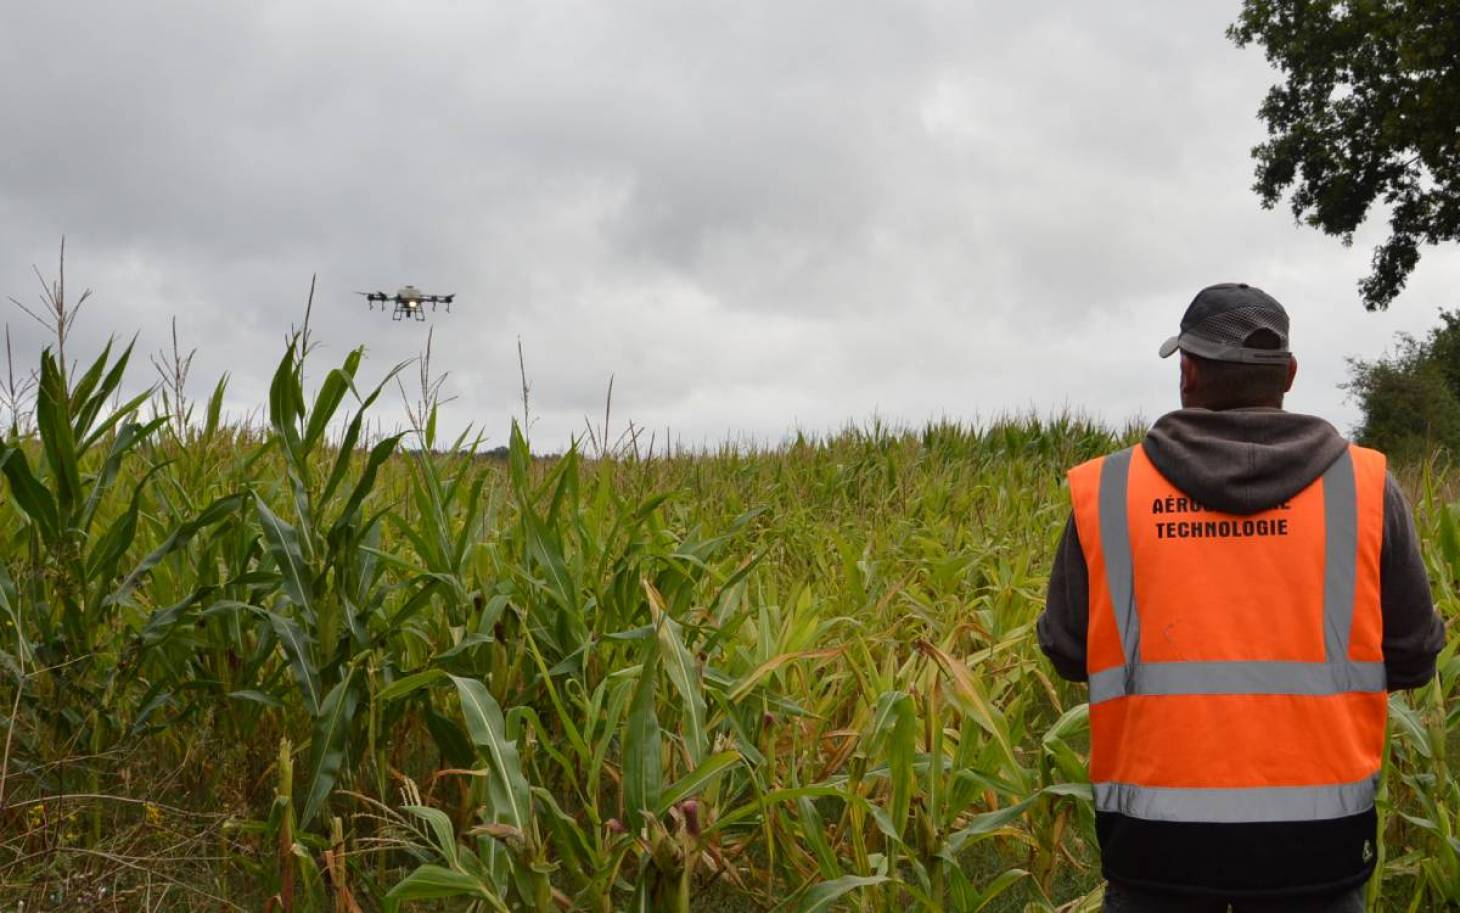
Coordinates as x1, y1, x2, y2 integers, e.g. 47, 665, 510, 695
1346, 310, 1460, 460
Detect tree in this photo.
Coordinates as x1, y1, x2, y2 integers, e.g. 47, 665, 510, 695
1228, 1, 1460, 310
1344, 309, 1460, 459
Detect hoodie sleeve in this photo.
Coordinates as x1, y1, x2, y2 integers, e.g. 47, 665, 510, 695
1038, 513, 1089, 682
1380, 473, 1446, 690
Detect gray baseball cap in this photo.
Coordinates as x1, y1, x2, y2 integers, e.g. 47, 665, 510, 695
1158, 282, 1293, 364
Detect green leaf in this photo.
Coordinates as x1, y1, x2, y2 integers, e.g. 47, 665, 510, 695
969, 868, 1029, 912
624, 644, 663, 826
77, 386, 154, 455
255, 494, 313, 614
403, 804, 460, 867
796, 874, 889, 913
0, 445, 60, 542
1041, 701, 1090, 747
303, 351, 360, 452
228, 689, 285, 708
268, 611, 322, 717
332, 433, 404, 535
378, 668, 447, 702
318, 357, 406, 503
1043, 782, 1092, 800
508, 420, 530, 495
137, 589, 208, 646
523, 508, 575, 614
868, 690, 917, 839
1388, 694, 1432, 757
938, 793, 1041, 860
704, 785, 850, 835
918, 639, 1019, 774
796, 795, 842, 880
85, 455, 168, 586
74, 337, 138, 445
66, 337, 115, 418
1438, 503, 1460, 584
268, 341, 306, 471
77, 417, 164, 536
645, 580, 708, 766
423, 701, 475, 769
658, 750, 740, 814
204, 371, 228, 439
320, 412, 363, 508
385, 864, 491, 901
450, 675, 532, 834
35, 349, 81, 514
106, 493, 245, 606
300, 670, 358, 826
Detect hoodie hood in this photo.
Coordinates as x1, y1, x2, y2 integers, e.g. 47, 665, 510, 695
1141, 408, 1350, 515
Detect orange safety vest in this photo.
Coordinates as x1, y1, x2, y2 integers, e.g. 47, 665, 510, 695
1068, 442, 1387, 824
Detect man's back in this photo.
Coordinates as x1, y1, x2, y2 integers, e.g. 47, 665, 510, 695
1041, 284, 1445, 908
1040, 407, 1444, 904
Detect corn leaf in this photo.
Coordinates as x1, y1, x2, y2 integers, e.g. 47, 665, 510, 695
624, 644, 663, 825
450, 675, 532, 834
385, 864, 492, 901
796, 874, 890, 913
300, 670, 358, 826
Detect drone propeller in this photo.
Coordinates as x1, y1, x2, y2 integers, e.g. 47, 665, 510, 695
356, 290, 392, 311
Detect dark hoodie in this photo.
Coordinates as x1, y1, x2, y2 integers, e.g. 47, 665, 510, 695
1036, 407, 1445, 897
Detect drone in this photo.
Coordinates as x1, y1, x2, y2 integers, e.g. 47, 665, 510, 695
356, 285, 455, 322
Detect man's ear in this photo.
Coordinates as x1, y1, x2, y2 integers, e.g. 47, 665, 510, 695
1179, 353, 1199, 399
1284, 355, 1298, 393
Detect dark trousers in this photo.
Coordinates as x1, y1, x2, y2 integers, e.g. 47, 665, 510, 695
1102, 880, 1367, 912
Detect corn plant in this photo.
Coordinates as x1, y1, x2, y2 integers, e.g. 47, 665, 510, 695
0, 314, 1453, 913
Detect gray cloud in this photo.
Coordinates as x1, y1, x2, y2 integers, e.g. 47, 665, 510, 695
3, 1, 1455, 451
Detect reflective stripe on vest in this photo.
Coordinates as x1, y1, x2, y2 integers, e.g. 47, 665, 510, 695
1092, 776, 1379, 823
1071, 443, 1388, 824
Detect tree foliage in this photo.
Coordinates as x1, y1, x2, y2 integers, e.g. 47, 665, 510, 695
1345, 310, 1460, 458
1228, 0, 1460, 310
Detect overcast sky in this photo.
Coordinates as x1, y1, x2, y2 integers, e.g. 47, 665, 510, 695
3, 1, 1456, 452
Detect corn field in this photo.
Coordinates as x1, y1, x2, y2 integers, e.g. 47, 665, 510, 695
0, 323, 1456, 911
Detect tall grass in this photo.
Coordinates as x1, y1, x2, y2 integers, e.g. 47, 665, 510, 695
0, 317, 1455, 911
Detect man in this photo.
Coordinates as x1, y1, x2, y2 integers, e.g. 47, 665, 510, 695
1037, 283, 1446, 912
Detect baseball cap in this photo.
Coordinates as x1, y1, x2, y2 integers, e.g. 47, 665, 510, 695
1158, 282, 1292, 364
